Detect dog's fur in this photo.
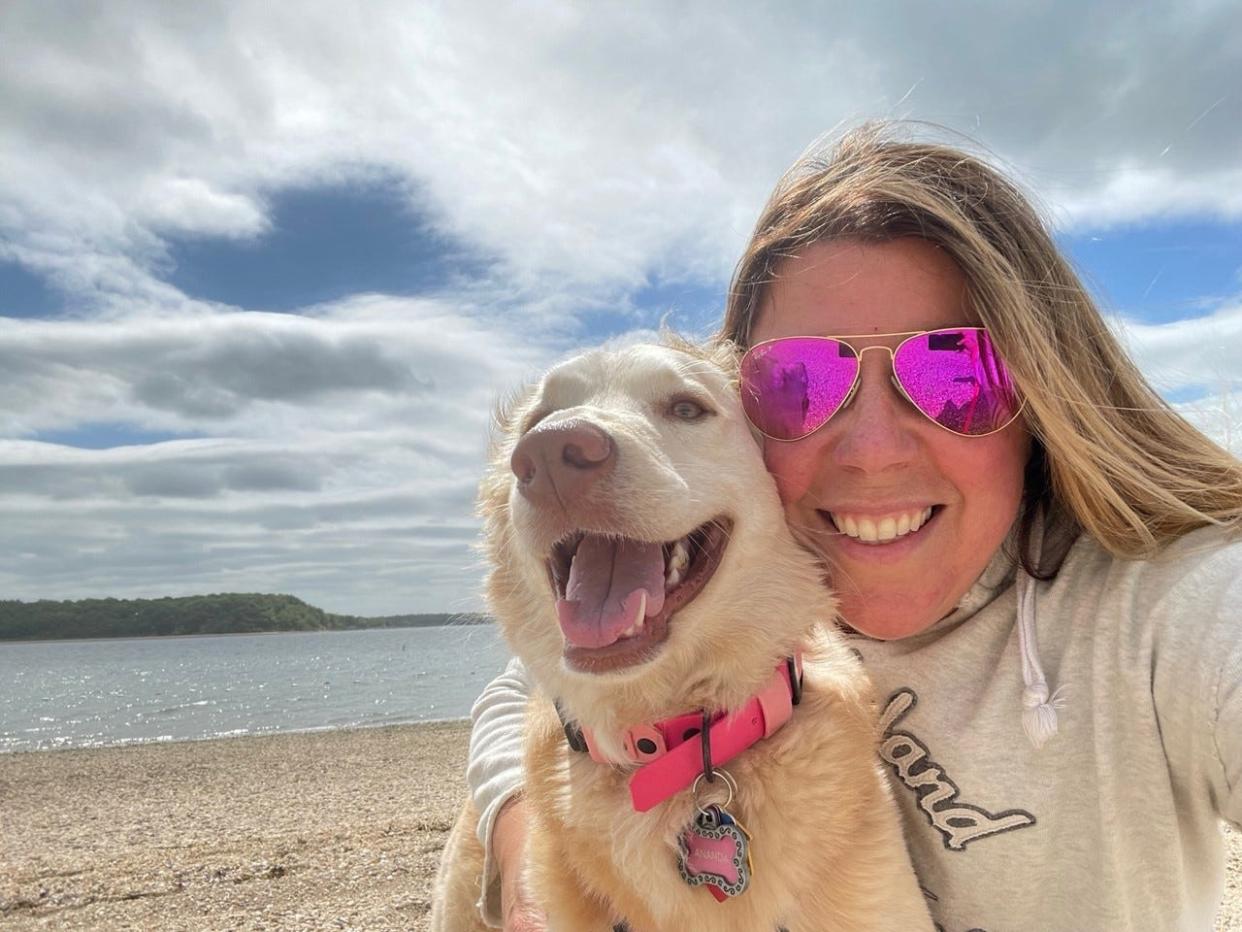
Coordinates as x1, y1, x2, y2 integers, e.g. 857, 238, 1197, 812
432, 342, 931, 931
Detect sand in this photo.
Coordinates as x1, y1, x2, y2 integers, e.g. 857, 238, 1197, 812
1, 721, 1238, 931
0, 723, 467, 931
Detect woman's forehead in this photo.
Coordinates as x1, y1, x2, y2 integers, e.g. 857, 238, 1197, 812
752, 239, 976, 341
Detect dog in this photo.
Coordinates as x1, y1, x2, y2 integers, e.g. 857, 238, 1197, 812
432, 340, 932, 931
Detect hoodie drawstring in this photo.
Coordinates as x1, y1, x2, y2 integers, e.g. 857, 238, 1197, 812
1015, 566, 1066, 749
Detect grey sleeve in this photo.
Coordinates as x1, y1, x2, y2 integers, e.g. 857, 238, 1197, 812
1213, 620, 1241, 828
466, 655, 531, 926
1150, 541, 1242, 829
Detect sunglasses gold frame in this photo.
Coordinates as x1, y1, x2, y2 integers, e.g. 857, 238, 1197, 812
741, 327, 1026, 442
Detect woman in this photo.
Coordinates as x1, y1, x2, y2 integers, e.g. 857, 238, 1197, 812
465, 124, 1242, 930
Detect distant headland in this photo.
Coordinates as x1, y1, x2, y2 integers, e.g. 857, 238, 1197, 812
0, 594, 489, 641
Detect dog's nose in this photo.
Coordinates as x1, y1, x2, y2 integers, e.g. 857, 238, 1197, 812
511, 420, 615, 507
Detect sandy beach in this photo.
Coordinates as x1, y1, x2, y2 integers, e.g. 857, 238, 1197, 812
1, 721, 1238, 931
1, 723, 468, 931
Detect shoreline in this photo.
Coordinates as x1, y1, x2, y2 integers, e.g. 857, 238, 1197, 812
0, 622, 491, 646
0, 716, 472, 757
2, 720, 1237, 931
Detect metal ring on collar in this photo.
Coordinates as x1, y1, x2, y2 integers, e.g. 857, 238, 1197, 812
690, 767, 737, 816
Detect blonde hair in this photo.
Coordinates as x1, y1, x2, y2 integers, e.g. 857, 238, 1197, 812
720, 123, 1242, 575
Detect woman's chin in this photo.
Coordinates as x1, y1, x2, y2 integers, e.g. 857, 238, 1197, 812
839, 611, 942, 641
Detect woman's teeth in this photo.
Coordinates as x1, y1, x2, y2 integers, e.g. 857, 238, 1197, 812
830, 507, 934, 543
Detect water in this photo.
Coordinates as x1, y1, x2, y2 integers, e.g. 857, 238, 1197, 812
0, 626, 513, 753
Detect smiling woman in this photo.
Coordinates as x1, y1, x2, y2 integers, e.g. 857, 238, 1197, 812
746, 239, 1031, 641
454, 123, 1242, 932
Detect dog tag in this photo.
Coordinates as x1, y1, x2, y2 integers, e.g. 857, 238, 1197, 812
677, 804, 752, 899
714, 806, 755, 877
714, 805, 756, 893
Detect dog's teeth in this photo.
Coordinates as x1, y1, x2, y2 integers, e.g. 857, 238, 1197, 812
620, 592, 647, 638
618, 606, 647, 641
670, 539, 690, 573
663, 538, 689, 590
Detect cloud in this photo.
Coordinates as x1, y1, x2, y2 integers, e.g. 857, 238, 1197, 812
0, 488, 488, 616
2, 2, 1241, 614
1052, 164, 1242, 230
137, 178, 269, 240
0, 296, 569, 613
0, 296, 553, 434
1110, 295, 1242, 396
3, 1, 1241, 313
1103, 291, 1242, 453
1175, 396, 1242, 456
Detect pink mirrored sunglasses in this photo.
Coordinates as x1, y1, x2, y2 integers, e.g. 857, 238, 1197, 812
740, 327, 1024, 441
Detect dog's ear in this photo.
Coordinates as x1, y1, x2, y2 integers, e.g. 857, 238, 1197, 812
656, 331, 742, 381
476, 382, 538, 522
703, 339, 766, 450
491, 382, 537, 446
706, 338, 743, 380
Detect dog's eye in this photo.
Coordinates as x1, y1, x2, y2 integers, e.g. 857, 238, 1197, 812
668, 398, 708, 421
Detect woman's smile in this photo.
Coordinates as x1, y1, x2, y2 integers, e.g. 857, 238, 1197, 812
821, 504, 937, 544
818, 505, 943, 564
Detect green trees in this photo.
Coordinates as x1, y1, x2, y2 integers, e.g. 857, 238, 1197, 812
0, 595, 486, 640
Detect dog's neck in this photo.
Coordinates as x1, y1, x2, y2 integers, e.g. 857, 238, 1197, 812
560, 655, 803, 812
575, 654, 801, 761
554, 638, 802, 744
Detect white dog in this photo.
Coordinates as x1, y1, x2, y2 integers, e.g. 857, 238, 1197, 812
432, 340, 931, 931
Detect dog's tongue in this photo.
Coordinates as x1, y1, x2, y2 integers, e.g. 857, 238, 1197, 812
556, 535, 666, 649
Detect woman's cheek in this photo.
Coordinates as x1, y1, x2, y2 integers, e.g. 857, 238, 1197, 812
762, 438, 817, 506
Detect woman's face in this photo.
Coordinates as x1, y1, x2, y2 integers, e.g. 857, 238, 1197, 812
750, 238, 1030, 640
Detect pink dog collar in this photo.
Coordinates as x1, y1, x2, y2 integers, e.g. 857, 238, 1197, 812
564, 655, 803, 812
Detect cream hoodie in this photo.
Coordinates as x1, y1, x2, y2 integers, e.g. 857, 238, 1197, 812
466, 526, 1242, 930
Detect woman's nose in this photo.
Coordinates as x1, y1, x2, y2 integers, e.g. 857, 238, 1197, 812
827, 354, 920, 473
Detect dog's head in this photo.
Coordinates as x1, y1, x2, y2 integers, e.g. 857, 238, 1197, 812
479, 341, 832, 728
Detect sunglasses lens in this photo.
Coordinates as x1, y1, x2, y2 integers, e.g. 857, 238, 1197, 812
740, 338, 858, 440
893, 329, 1021, 435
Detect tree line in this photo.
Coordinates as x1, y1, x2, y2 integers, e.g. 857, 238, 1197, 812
0, 594, 489, 641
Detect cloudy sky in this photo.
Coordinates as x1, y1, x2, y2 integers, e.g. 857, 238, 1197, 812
2, 2, 1240, 617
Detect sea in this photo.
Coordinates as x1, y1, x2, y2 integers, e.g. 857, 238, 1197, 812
0, 625, 513, 754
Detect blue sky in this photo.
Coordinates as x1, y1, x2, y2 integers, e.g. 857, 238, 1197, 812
1064, 221, 1242, 323
1, 1, 1240, 615
162, 180, 492, 312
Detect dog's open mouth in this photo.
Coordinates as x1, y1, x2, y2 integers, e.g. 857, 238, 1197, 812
547, 517, 732, 673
